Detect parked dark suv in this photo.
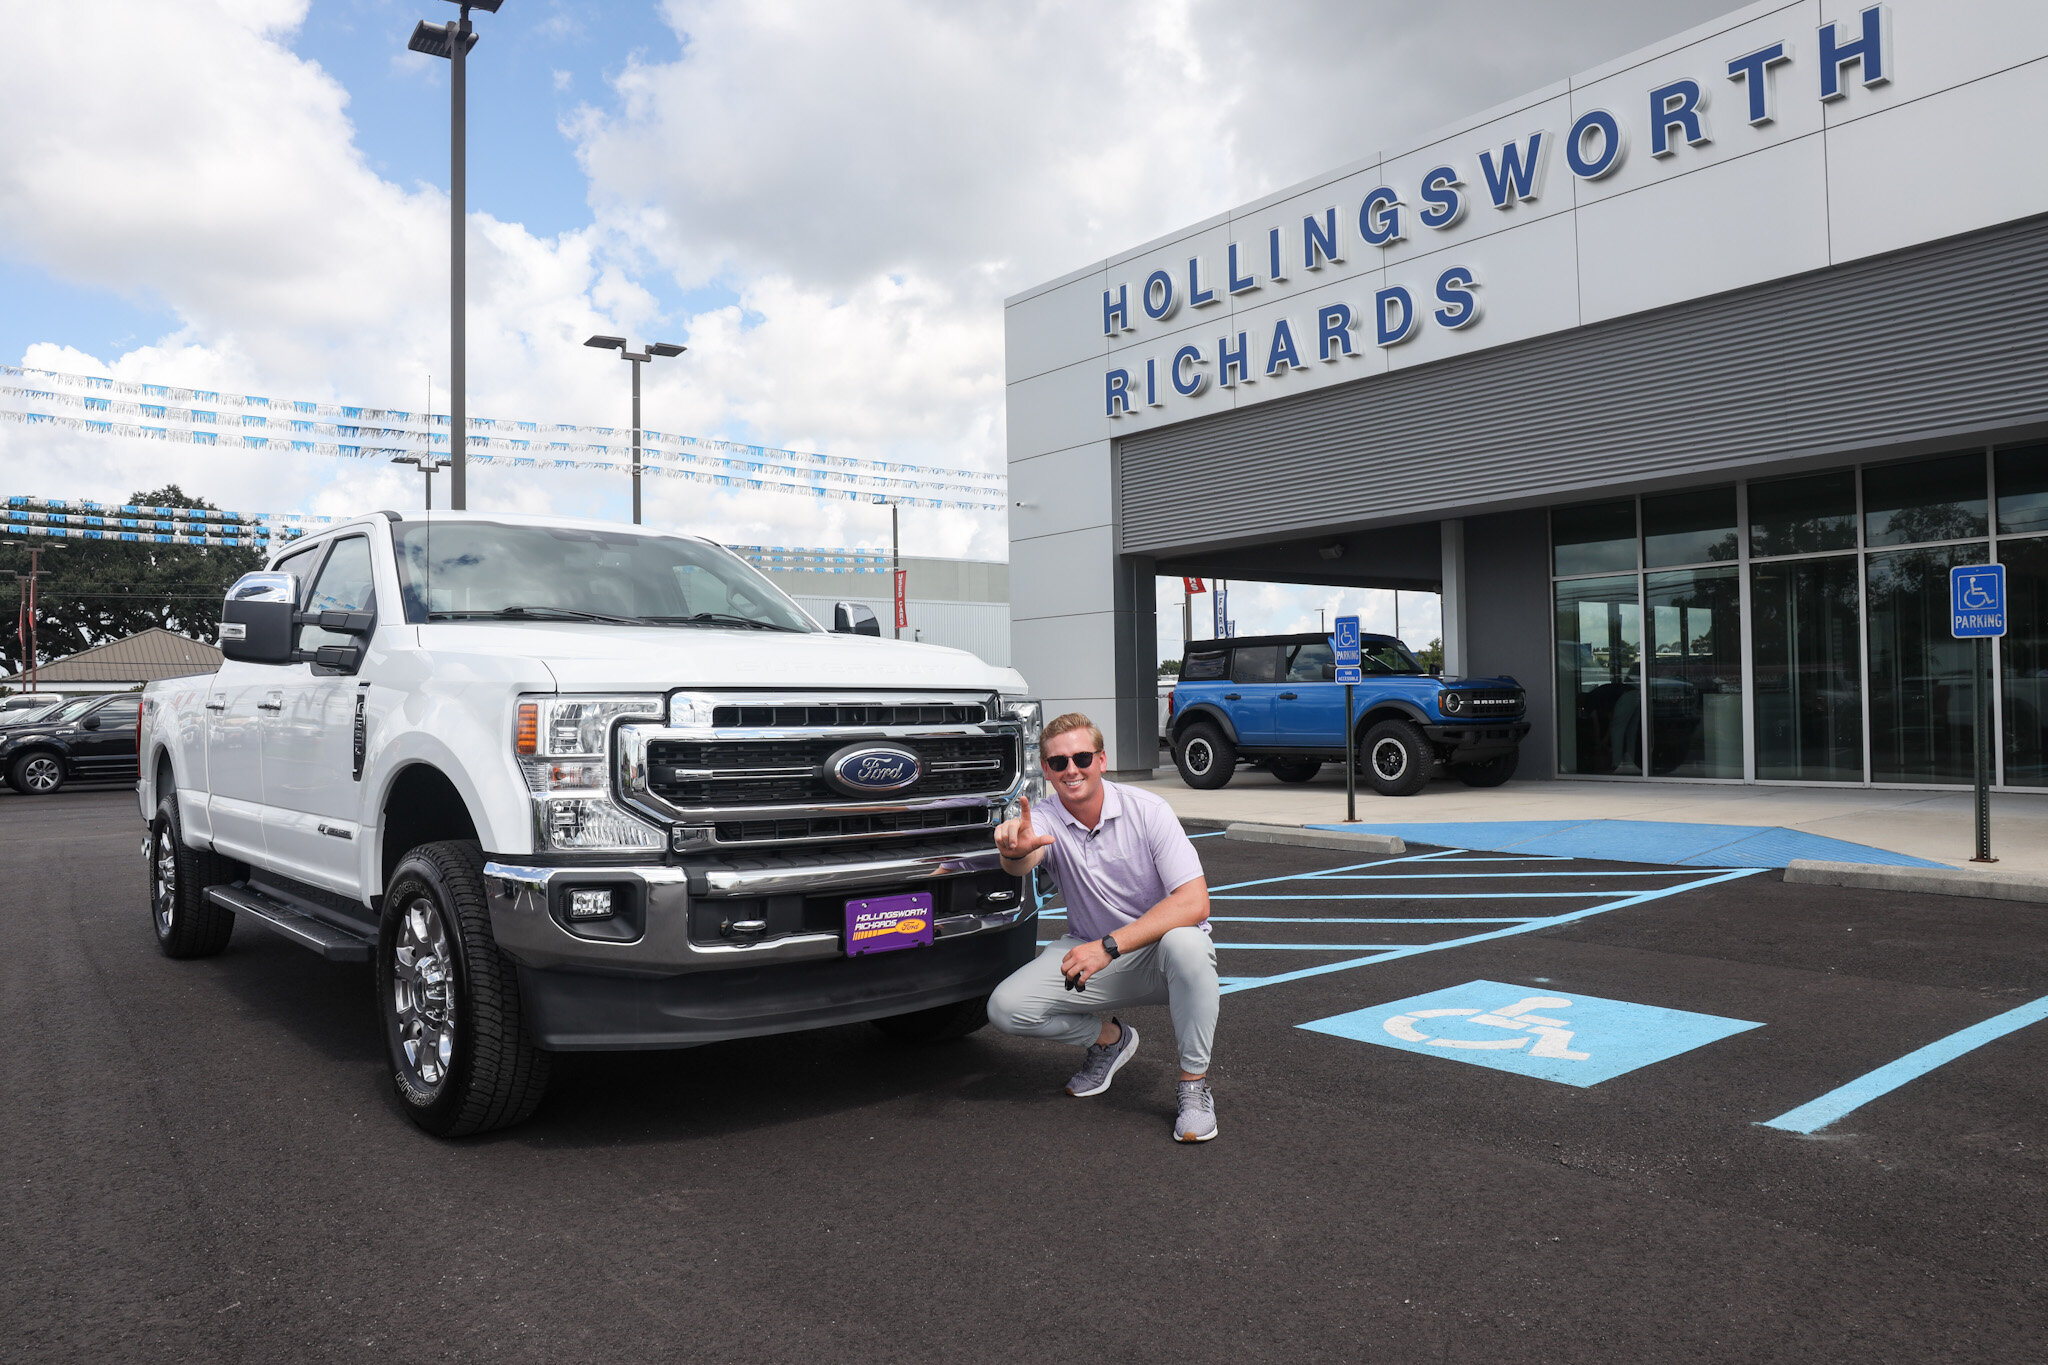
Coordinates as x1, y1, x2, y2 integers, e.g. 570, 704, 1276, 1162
0, 692, 143, 794
1167, 632, 1528, 796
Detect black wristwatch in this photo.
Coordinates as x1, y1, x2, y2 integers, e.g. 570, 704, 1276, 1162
1100, 934, 1121, 960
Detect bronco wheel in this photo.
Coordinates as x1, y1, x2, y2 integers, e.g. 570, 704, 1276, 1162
1173, 722, 1237, 790
871, 994, 990, 1044
9, 750, 64, 795
1455, 750, 1519, 787
1359, 719, 1431, 797
1267, 757, 1322, 784
377, 840, 550, 1137
149, 792, 237, 958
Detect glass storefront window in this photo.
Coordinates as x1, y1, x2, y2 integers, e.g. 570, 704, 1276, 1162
1996, 441, 2048, 536
1864, 452, 1987, 548
1555, 575, 1642, 776
1867, 542, 1989, 783
1750, 470, 1857, 557
1751, 557, 1863, 781
1642, 488, 1737, 568
1999, 535, 2048, 787
1552, 501, 1637, 576
1644, 567, 1741, 777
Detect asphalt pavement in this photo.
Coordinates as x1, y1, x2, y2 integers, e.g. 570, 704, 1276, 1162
3, 788, 2044, 1363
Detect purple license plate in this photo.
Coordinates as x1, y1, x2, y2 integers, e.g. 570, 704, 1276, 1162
845, 892, 935, 956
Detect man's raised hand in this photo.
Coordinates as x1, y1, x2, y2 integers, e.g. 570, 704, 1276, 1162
994, 795, 1057, 862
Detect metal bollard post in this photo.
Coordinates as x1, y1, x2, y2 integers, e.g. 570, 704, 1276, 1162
1344, 682, 1357, 823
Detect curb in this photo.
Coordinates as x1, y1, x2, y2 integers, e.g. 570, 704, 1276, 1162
1225, 822, 1406, 855
1784, 859, 2048, 904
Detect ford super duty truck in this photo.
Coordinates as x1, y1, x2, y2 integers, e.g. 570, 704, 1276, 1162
139, 511, 1042, 1136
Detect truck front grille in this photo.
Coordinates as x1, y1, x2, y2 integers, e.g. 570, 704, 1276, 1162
646, 734, 1017, 808
709, 702, 987, 728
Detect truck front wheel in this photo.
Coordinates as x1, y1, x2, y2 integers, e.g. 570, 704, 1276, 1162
377, 840, 551, 1137
1359, 720, 1431, 797
149, 793, 237, 959
1173, 723, 1236, 790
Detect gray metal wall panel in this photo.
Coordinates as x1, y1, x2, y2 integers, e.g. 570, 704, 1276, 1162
1117, 215, 2048, 557
1462, 510, 1555, 778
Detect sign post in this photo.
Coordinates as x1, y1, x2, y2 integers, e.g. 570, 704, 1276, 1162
1950, 564, 2006, 863
1333, 615, 1362, 823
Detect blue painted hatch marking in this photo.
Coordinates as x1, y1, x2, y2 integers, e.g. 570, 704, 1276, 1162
1300, 979, 1764, 1087
1759, 993, 2048, 1134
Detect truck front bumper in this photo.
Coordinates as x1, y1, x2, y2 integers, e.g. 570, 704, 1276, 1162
1422, 721, 1531, 761
482, 845, 1034, 1050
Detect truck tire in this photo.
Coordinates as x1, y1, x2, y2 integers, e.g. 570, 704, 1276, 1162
1455, 751, 1519, 787
871, 994, 990, 1044
149, 792, 237, 959
1267, 757, 1322, 784
1173, 722, 1236, 790
1359, 719, 1431, 797
9, 750, 65, 795
377, 840, 551, 1137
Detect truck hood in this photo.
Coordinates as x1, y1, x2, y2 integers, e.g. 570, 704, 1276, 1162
411, 622, 1026, 695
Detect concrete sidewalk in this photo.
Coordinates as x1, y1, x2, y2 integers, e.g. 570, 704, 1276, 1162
1124, 767, 2048, 875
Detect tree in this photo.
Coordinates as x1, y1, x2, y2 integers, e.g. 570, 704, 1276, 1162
1158, 658, 1182, 677
1417, 636, 1445, 673
1, 485, 266, 675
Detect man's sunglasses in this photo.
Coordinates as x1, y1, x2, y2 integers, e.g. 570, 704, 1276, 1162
1043, 751, 1102, 772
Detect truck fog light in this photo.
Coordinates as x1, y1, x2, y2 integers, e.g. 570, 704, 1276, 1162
1003, 798, 1024, 820
567, 888, 615, 920
547, 760, 606, 790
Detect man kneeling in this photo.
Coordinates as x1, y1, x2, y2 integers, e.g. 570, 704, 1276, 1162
987, 712, 1219, 1142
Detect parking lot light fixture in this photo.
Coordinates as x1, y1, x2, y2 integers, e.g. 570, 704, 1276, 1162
406, 0, 505, 512
584, 335, 687, 525
391, 452, 450, 510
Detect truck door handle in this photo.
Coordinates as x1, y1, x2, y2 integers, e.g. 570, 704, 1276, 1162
1278, 691, 1298, 700
257, 691, 284, 712
1223, 692, 1241, 700
204, 695, 227, 712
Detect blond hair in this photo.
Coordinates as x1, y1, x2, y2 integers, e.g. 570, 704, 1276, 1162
1042, 711, 1105, 752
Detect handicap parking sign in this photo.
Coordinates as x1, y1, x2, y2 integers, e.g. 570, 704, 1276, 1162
1951, 564, 2006, 638
1331, 614, 1362, 685
1299, 980, 1763, 1087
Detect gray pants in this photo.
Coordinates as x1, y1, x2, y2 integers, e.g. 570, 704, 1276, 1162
986, 927, 1219, 1075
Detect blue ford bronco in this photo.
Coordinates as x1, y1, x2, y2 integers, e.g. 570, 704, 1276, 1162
1167, 632, 1529, 796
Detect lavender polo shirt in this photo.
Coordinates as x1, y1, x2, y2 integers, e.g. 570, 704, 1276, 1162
1032, 780, 1209, 942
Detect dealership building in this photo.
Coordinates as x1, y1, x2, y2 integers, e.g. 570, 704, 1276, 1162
1004, 0, 2048, 791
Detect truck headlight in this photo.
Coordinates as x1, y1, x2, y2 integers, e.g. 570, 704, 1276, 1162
514, 694, 665, 850
1001, 696, 1043, 802
1440, 690, 1465, 715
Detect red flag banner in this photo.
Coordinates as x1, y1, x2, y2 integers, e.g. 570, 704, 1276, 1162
1183, 577, 1206, 593
894, 569, 908, 629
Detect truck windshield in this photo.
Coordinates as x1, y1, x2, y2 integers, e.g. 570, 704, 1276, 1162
1362, 639, 1425, 675
390, 521, 817, 633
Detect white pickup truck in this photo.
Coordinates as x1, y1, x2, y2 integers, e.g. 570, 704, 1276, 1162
139, 511, 1041, 1136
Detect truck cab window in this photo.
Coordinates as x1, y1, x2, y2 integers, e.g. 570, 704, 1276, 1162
1231, 646, 1283, 685
302, 536, 375, 651
1181, 651, 1228, 681
1287, 642, 1335, 682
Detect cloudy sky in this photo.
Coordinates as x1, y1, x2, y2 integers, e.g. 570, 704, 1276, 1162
0, 0, 1735, 650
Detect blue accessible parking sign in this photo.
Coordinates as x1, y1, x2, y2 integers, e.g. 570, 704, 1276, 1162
1331, 614, 1361, 685
1951, 564, 2006, 638
1299, 980, 1763, 1087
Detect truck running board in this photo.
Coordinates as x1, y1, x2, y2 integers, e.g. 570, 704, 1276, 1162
205, 883, 373, 962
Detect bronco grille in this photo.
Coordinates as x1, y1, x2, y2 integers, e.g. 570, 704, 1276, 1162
647, 734, 1017, 808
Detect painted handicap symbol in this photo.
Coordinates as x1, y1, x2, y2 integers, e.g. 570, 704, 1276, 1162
1300, 979, 1763, 1087
1382, 994, 1591, 1061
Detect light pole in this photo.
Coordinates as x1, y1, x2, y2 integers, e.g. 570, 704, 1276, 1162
1, 542, 64, 691
391, 453, 449, 509
408, 0, 503, 511
585, 336, 686, 525
873, 496, 902, 639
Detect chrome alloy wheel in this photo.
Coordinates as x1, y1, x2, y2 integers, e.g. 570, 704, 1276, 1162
392, 897, 458, 1092
152, 824, 178, 937
1371, 737, 1409, 781
18, 755, 60, 792
1183, 737, 1214, 776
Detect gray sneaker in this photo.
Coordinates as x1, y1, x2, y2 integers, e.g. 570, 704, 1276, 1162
1065, 1019, 1139, 1096
1174, 1079, 1218, 1142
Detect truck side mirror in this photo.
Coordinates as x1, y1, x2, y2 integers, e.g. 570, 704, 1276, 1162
219, 572, 299, 665
1428, 663, 1442, 677
1322, 664, 1336, 681
833, 602, 881, 637
82, 715, 101, 731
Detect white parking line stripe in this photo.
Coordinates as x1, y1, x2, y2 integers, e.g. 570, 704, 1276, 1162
1036, 913, 1535, 924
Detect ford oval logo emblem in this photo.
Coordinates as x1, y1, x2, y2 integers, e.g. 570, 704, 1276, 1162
824, 743, 923, 796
